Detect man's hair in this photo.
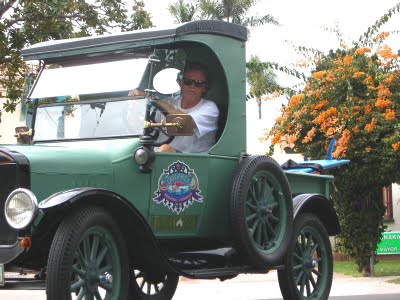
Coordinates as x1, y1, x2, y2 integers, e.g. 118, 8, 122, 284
184, 62, 209, 83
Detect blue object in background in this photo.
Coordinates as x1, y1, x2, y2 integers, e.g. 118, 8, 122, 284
326, 138, 336, 160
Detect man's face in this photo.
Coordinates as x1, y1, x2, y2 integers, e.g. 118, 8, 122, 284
181, 69, 207, 109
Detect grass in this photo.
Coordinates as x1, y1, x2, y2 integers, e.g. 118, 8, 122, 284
334, 260, 400, 277
388, 278, 400, 284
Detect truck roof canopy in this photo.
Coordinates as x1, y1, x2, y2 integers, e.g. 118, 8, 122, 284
21, 20, 247, 61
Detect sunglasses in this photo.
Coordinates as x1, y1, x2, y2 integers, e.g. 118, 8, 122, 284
182, 78, 207, 88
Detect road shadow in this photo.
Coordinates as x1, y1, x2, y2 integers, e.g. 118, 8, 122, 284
266, 295, 400, 300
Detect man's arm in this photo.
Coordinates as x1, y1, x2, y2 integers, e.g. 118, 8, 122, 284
152, 99, 183, 115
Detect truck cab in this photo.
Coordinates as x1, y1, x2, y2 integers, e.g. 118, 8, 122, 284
0, 20, 342, 300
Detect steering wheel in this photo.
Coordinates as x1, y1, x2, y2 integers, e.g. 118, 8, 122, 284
147, 100, 175, 147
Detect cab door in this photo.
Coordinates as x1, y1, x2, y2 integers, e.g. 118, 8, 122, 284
149, 153, 209, 237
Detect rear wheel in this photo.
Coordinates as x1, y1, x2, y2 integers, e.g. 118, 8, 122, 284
278, 213, 333, 300
46, 206, 129, 300
230, 155, 293, 267
130, 269, 179, 300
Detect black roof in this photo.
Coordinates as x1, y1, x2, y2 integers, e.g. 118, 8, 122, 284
21, 20, 247, 60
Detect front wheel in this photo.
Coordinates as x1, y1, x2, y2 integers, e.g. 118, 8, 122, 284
278, 213, 333, 300
46, 206, 129, 300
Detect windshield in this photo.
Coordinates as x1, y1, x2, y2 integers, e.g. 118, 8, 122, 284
30, 49, 186, 141
31, 56, 149, 141
34, 100, 146, 140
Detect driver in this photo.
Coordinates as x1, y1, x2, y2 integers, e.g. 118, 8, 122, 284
129, 62, 219, 153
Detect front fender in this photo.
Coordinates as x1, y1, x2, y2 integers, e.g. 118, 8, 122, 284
293, 194, 340, 236
37, 188, 171, 273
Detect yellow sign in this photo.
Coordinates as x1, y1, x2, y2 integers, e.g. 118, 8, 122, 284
151, 215, 198, 231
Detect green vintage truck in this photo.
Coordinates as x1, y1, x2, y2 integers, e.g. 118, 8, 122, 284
0, 20, 344, 300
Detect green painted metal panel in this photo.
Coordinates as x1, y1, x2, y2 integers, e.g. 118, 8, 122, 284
285, 171, 333, 198
149, 153, 238, 239
196, 155, 238, 238
376, 232, 400, 255
149, 153, 209, 237
6, 138, 151, 217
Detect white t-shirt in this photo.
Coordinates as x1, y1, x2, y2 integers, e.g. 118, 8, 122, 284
156, 94, 219, 153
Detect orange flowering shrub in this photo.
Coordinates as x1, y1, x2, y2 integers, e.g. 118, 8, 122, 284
269, 39, 399, 165
267, 31, 400, 273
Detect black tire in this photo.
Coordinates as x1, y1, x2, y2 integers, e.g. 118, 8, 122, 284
130, 269, 179, 300
46, 206, 129, 300
278, 213, 333, 300
230, 155, 293, 267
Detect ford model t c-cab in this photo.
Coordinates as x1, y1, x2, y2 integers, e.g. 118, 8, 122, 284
0, 21, 344, 300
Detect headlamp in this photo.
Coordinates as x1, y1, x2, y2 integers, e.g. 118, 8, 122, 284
5, 188, 38, 230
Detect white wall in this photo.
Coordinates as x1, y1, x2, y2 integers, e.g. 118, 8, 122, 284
390, 184, 400, 232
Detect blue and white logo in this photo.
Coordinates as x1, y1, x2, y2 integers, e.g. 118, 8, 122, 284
153, 161, 203, 214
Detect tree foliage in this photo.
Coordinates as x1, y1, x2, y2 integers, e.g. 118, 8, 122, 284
198, 0, 279, 27
267, 4, 400, 273
168, 0, 198, 23
168, 0, 279, 27
246, 55, 279, 119
0, 0, 153, 122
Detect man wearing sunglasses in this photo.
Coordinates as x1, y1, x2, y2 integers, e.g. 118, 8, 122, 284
130, 62, 220, 153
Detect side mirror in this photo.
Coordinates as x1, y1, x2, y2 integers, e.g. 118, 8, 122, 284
165, 114, 195, 136
153, 68, 181, 95
15, 126, 32, 144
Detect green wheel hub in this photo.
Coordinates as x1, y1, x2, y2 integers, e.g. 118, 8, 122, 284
292, 227, 329, 299
70, 226, 121, 299
245, 170, 287, 253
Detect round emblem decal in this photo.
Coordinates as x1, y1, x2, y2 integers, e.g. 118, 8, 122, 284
153, 161, 203, 214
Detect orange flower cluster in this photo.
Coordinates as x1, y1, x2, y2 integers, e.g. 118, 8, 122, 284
343, 55, 352, 65
332, 129, 351, 158
377, 44, 399, 66
393, 142, 400, 152
288, 93, 304, 108
353, 71, 365, 78
302, 127, 316, 144
313, 100, 329, 110
375, 31, 390, 42
312, 70, 326, 79
354, 48, 371, 55
384, 110, 396, 121
364, 118, 376, 132
375, 98, 392, 108
314, 107, 337, 125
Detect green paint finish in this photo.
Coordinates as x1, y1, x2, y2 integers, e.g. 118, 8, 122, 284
7, 138, 151, 217
377, 232, 400, 255
151, 215, 198, 232
285, 171, 333, 199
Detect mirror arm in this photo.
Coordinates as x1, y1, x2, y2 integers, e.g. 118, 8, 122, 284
144, 120, 181, 129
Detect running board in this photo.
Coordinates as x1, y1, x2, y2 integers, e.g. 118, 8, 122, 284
1, 277, 45, 290
182, 265, 262, 279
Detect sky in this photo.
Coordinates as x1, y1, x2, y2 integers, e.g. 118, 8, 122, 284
142, 0, 400, 155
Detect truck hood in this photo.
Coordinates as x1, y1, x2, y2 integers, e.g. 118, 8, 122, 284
4, 139, 139, 175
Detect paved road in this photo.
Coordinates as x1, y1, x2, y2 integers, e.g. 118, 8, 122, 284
1, 271, 400, 299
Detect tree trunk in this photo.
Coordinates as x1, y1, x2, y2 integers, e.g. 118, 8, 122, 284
257, 97, 261, 119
